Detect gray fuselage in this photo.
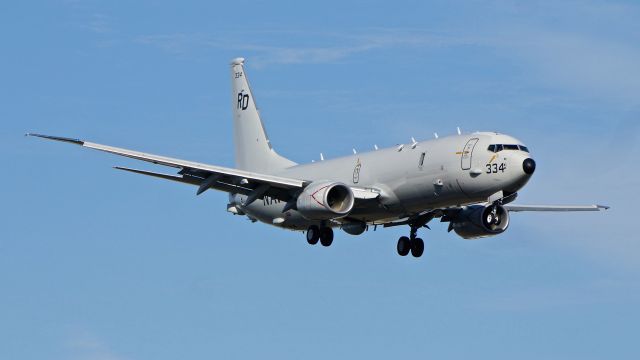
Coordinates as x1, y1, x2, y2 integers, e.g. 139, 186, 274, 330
232, 132, 533, 230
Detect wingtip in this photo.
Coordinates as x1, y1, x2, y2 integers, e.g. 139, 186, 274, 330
597, 205, 610, 210
25, 133, 84, 145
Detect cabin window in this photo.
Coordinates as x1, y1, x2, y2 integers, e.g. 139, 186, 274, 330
418, 152, 426, 168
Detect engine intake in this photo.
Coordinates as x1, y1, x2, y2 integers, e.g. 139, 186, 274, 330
296, 181, 355, 220
450, 204, 510, 239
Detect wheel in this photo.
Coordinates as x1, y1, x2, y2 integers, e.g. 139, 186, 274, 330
306, 225, 320, 245
397, 236, 410, 256
486, 212, 494, 224
411, 237, 424, 258
319, 227, 334, 247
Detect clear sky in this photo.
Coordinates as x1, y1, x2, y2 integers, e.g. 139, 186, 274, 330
2, 1, 639, 359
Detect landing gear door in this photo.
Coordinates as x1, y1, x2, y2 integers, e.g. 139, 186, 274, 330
461, 138, 479, 170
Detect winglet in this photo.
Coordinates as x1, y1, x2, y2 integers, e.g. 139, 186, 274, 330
26, 133, 84, 145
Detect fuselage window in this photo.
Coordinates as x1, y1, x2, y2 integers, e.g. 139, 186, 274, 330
418, 152, 426, 168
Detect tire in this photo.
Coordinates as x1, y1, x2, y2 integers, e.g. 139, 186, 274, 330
486, 213, 494, 225
397, 236, 410, 256
306, 225, 320, 245
411, 238, 424, 258
320, 227, 334, 247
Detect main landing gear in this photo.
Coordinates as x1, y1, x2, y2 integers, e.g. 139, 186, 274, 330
306, 225, 334, 247
397, 225, 424, 258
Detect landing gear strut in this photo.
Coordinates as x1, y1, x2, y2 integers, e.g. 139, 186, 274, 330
306, 225, 333, 247
396, 225, 424, 258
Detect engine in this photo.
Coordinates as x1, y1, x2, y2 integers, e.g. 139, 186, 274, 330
296, 181, 355, 220
450, 204, 510, 239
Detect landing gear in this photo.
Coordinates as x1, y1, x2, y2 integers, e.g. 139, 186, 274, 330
410, 237, 424, 257
306, 225, 320, 245
486, 206, 500, 226
396, 225, 426, 258
320, 227, 334, 247
397, 236, 411, 256
306, 225, 333, 247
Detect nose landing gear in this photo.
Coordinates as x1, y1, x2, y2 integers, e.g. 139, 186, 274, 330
486, 206, 501, 226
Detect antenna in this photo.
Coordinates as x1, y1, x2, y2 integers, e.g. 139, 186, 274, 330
374, 144, 379, 150
352, 148, 357, 154
434, 132, 439, 139
411, 137, 418, 149
457, 127, 461, 135
320, 153, 324, 161
397, 144, 405, 152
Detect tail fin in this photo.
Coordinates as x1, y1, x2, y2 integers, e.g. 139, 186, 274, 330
230, 57, 296, 173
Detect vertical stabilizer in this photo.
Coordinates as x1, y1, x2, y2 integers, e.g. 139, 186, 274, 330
230, 57, 296, 173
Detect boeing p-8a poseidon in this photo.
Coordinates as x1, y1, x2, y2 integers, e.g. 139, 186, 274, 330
28, 58, 608, 258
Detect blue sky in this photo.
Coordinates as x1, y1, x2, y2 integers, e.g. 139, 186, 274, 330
1, 1, 639, 359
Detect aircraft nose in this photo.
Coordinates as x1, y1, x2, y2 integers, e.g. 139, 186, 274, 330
522, 158, 536, 175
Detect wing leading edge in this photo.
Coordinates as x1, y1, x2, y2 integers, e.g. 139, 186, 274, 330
504, 204, 609, 212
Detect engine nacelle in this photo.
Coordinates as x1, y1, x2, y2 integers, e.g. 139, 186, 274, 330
296, 181, 355, 220
450, 204, 510, 239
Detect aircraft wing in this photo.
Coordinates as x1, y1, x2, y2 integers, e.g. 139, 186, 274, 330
504, 204, 609, 212
27, 133, 381, 204
27, 133, 307, 202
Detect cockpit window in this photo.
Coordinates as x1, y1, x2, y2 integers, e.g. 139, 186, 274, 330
488, 144, 529, 153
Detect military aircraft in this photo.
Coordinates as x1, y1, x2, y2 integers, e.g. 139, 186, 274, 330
28, 57, 608, 258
